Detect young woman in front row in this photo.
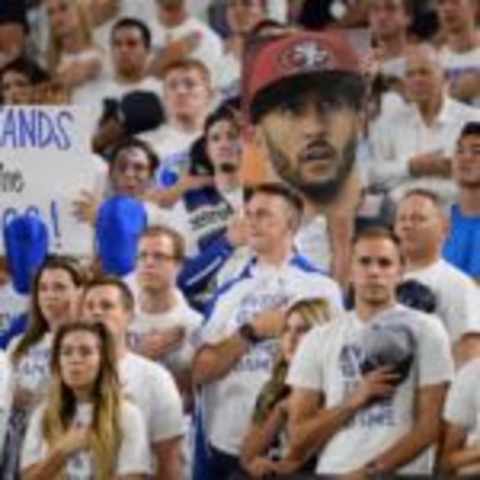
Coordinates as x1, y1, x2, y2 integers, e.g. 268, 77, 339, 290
21, 322, 151, 480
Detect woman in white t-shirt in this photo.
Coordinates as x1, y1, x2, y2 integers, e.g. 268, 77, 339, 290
21, 321, 151, 480
4, 256, 85, 479
240, 298, 332, 478
46, 0, 103, 95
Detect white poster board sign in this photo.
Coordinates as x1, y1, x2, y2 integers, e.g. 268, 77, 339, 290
0, 106, 96, 256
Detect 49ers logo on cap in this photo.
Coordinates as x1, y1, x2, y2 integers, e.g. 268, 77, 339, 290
278, 40, 333, 73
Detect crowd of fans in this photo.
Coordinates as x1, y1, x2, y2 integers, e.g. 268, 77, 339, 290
2, 0, 480, 478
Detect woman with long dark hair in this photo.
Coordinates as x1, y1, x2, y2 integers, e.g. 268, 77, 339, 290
21, 321, 150, 479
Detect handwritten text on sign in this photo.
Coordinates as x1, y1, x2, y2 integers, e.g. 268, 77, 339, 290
0, 106, 96, 255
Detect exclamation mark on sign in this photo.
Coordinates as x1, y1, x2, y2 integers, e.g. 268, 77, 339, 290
50, 200, 62, 250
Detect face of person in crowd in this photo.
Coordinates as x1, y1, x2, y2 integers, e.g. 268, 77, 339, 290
137, 233, 181, 292
59, 330, 101, 395
82, 286, 130, 342
351, 236, 402, 308
281, 311, 311, 363
368, 0, 409, 40
404, 47, 444, 105
46, 0, 81, 39
258, 89, 360, 203
0, 24, 25, 69
110, 146, 153, 197
437, 0, 474, 34
0, 258, 10, 288
164, 67, 212, 122
112, 26, 149, 78
454, 134, 480, 188
206, 118, 242, 174
394, 194, 446, 260
1, 70, 32, 104
245, 192, 296, 255
226, 0, 266, 35
37, 268, 79, 330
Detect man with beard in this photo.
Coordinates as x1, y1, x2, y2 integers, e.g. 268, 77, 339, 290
247, 30, 366, 286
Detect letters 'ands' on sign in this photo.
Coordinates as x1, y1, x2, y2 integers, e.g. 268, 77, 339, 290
0, 106, 96, 256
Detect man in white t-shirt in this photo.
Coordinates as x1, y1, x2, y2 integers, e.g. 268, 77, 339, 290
366, 0, 411, 81
286, 226, 454, 477
441, 358, 480, 476
128, 225, 202, 391
150, 0, 223, 86
437, 0, 480, 106
141, 58, 214, 188
75, 17, 164, 139
192, 183, 345, 478
81, 276, 185, 480
394, 188, 480, 366
370, 43, 480, 202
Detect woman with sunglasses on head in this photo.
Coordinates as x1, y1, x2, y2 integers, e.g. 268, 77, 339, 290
3, 256, 85, 479
239, 298, 332, 478
21, 321, 150, 480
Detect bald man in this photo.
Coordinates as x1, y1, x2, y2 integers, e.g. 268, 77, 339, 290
370, 43, 480, 202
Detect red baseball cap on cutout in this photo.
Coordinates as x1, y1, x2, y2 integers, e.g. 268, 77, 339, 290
247, 30, 360, 115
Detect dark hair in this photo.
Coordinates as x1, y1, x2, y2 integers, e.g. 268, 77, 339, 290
140, 225, 186, 261
83, 276, 135, 313
189, 102, 240, 176
109, 136, 160, 175
459, 121, 480, 140
368, 0, 414, 16
352, 226, 400, 249
111, 17, 151, 50
251, 71, 365, 124
246, 182, 304, 216
0, 56, 50, 85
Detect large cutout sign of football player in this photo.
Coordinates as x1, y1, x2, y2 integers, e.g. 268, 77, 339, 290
245, 30, 366, 285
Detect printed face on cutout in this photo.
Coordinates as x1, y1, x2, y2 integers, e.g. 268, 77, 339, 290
258, 89, 360, 203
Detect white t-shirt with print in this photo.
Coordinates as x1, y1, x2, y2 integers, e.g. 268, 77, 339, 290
128, 289, 202, 371
287, 304, 454, 475
8, 333, 53, 403
119, 351, 185, 444
0, 351, 13, 454
21, 400, 151, 478
200, 257, 344, 456
0, 282, 27, 341
444, 359, 480, 458
404, 258, 480, 344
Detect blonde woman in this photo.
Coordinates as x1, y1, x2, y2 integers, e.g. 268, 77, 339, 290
21, 321, 150, 479
46, 0, 103, 93
240, 298, 331, 478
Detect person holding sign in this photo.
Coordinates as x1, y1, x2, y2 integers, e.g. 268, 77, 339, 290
21, 321, 151, 480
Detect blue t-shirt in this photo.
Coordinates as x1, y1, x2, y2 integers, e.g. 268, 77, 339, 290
443, 204, 480, 278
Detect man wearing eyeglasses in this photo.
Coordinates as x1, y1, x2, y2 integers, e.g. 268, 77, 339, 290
128, 224, 202, 391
